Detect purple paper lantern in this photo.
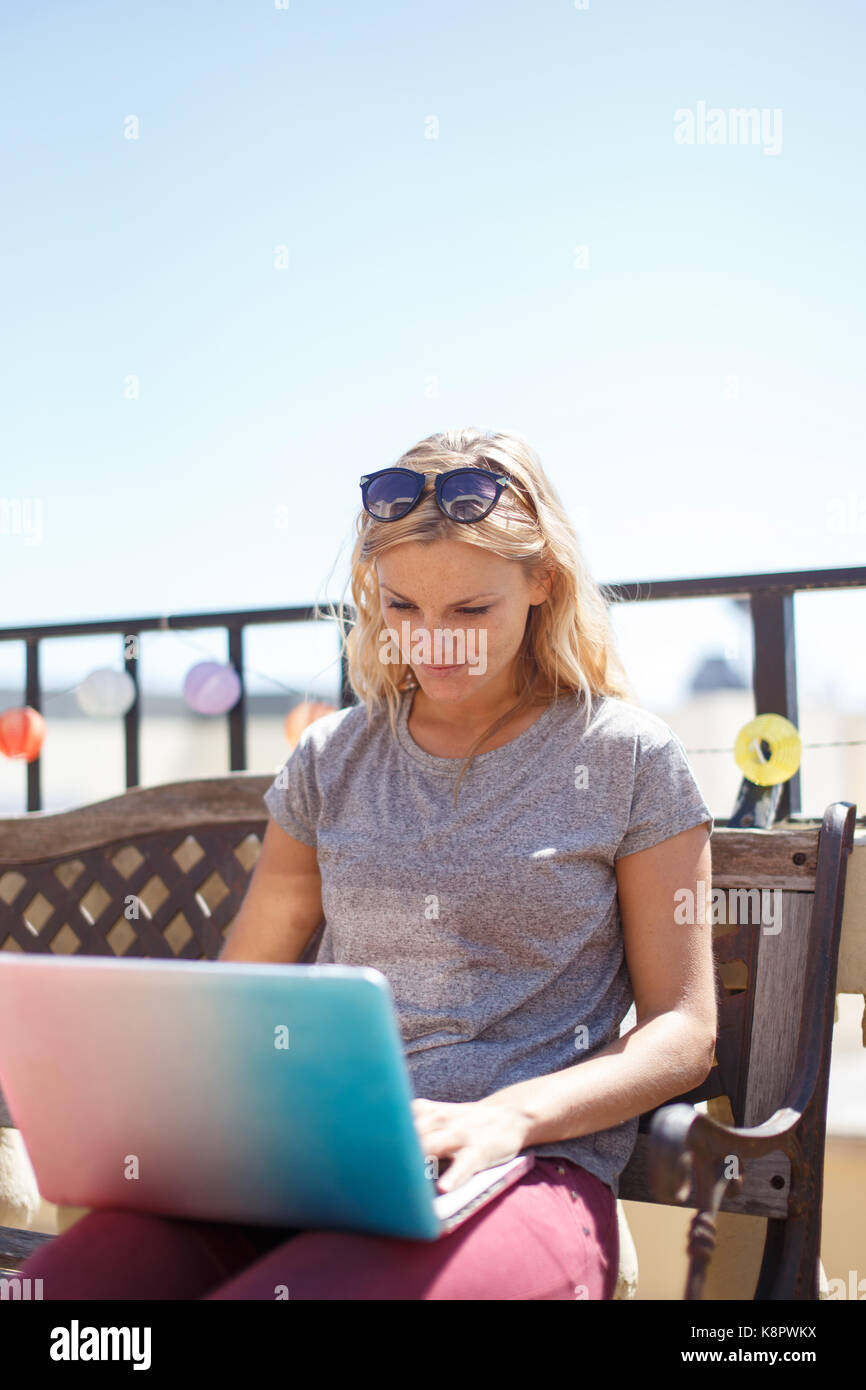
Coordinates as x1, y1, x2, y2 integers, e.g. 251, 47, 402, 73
183, 661, 242, 715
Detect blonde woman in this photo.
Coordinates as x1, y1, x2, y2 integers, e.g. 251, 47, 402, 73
22, 427, 716, 1300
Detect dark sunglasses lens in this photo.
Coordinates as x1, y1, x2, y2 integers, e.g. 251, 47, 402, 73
439, 470, 499, 521
364, 472, 421, 520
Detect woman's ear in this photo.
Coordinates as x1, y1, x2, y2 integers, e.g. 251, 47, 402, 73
529, 565, 554, 605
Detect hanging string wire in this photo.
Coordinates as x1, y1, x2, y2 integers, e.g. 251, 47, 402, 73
21, 633, 866, 749
38, 682, 84, 704
684, 740, 866, 753
160, 627, 337, 699
34, 626, 339, 706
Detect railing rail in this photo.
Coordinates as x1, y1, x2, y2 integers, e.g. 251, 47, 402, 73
1, 564, 864, 815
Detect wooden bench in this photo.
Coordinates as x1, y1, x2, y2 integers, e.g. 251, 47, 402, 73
0, 779, 857, 1299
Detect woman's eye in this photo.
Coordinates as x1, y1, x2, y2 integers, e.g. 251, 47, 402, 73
386, 602, 490, 615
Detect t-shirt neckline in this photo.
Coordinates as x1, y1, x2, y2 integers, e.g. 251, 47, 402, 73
395, 685, 571, 777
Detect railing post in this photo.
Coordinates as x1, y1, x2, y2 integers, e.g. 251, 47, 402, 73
750, 591, 801, 819
338, 604, 357, 708
124, 630, 140, 789
339, 643, 354, 708
25, 638, 41, 812
227, 626, 246, 771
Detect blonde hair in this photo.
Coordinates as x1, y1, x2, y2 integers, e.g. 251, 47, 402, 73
319, 426, 637, 808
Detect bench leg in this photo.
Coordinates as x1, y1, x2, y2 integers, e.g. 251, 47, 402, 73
683, 1163, 739, 1300
754, 1213, 820, 1299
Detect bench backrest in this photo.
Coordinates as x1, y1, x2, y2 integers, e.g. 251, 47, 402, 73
0, 777, 853, 1148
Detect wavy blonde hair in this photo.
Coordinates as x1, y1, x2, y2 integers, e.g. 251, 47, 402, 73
319, 426, 637, 808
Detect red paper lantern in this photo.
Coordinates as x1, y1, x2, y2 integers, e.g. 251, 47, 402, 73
284, 700, 338, 750
0, 706, 46, 762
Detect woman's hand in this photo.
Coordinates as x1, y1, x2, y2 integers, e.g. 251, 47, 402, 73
410, 1096, 531, 1192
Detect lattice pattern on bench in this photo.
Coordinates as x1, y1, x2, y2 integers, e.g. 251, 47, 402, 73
0, 824, 265, 960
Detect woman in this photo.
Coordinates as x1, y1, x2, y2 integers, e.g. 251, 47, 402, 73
21, 426, 716, 1300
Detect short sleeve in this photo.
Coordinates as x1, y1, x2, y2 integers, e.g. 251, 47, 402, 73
263, 731, 319, 847
614, 731, 713, 861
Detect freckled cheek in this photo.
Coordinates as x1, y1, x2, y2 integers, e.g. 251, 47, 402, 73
484, 613, 523, 641
469, 618, 520, 663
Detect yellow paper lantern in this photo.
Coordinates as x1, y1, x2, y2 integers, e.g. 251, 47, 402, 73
734, 713, 801, 787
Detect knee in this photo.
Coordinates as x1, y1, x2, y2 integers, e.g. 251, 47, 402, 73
18, 1208, 212, 1300
21, 1207, 166, 1273
210, 1228, 436, 1301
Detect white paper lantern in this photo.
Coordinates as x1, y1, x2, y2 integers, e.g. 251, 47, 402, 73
76, 667, 137, 718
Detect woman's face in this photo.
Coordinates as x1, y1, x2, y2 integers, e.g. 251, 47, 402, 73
376, 538, 550, 708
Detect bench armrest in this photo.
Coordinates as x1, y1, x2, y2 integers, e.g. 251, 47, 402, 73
647, 1100, 801, 1207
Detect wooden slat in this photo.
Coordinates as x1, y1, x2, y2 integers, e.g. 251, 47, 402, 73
744, 892, 813, 1126
0, 775, 273, 861
711, 873, 815, 891
711, 827, 819, 886
0, 1225, 54, 1271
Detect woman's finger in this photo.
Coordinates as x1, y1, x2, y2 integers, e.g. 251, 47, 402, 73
418, 1124, 465, 1157
436, 1153, 482, 1192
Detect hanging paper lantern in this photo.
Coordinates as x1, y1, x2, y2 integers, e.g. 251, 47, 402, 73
734, 713, 802, 787
76, 667, 137, 718
183, 661, 242, 715
284, 700, 338, 749
0, 706, 46, 762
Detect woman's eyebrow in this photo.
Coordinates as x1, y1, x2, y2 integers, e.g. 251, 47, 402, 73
380, 585, 499, 605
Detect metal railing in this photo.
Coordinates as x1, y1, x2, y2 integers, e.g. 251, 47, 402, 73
1, 564, 864, 817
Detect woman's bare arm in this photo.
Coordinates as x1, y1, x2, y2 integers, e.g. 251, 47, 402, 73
476, 822, 716, 1143
218, 816, 324, 964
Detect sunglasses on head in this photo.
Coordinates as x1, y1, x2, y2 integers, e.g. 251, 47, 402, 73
359, 466, 519, 524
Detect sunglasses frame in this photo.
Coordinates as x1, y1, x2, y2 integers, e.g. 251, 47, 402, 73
359, 466, 514, 524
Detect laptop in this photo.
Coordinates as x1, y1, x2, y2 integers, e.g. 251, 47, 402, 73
0, 955, 534, 1241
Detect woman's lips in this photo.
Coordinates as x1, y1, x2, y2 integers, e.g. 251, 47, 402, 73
419, 662, 463, 673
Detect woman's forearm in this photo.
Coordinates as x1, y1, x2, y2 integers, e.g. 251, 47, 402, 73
479, 1010, 715, 1148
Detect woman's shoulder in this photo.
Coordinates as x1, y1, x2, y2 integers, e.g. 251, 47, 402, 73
292, 696, 394, 760
575, 691, 685, 756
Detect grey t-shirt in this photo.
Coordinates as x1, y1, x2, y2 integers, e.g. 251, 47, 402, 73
263, 686, 714, 1198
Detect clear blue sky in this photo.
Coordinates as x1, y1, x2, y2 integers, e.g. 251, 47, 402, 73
1, 0, 864, 712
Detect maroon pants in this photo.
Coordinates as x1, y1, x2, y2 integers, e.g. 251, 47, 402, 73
20, 1157, 619, 1300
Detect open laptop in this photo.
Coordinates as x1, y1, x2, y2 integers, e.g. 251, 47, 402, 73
0, 955, 533, 1241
